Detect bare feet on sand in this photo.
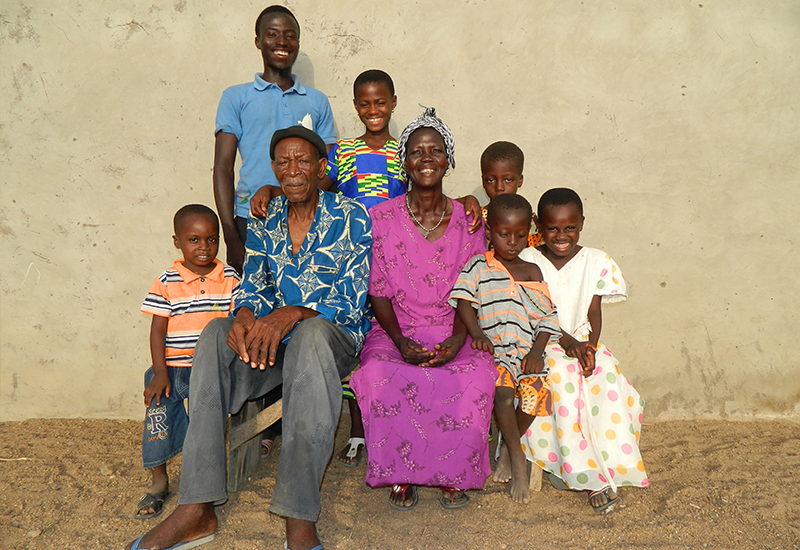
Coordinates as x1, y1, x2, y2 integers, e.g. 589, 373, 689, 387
125, 503, 217, 550
493, 442, 530, 503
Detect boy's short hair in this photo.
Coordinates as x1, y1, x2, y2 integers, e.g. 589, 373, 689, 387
486, 193, 533, 227
537, 187, 584, 218
480, 141, 524, 174
255, 5, 300, 36
174, 204, 219, 234
353, 69, 395, 97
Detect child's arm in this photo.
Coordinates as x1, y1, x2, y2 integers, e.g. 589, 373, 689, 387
456, 299, 494, 354
521, 331, 549, 374
454, 195, 483, 234
143, 315, 171, 408
586, 295, 602, 348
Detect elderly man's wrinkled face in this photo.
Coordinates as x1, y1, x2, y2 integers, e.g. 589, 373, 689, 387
272, 137, 327, 205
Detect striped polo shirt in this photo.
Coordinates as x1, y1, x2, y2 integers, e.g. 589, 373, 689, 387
141, 259, 240, 367
449, 251, 561, 380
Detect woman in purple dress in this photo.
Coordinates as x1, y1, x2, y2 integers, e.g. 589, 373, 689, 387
350, 108, 498, 510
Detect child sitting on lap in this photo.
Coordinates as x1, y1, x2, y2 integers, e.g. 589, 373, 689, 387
135, 205, 240, 519
519, 187, 649, 513
449, 193, 561, 504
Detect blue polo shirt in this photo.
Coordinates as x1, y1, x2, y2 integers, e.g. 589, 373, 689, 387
215, 74, 336, 218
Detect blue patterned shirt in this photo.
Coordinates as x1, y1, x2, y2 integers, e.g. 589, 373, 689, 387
235, 189, 372, 351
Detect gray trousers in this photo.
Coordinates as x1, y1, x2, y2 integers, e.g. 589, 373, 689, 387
178, 316, 358, 522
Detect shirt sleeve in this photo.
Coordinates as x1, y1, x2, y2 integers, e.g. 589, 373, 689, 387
326, 142, 340, 181
448, 255, 482, 308
232, 214, 276, 318
314, 95, 336, 145
215, 87, 243, 140
305, 203, 372, 339
595, 253, 627, 304
141, 275, 171, 318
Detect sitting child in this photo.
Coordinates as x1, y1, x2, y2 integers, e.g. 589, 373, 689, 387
479, 141, 542, 248
135, 204, 240, 519
449, 193, 561, 504
519, 187, 649, 513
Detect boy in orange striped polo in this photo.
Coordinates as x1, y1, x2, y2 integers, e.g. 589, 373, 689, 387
135, 204, 240, 519
449, 194, 561, 506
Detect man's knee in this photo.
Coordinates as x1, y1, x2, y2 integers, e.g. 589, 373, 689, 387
289, 317, 338, 352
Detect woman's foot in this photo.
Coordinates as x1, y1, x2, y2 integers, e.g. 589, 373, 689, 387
388, 484, 418, 511
336, 437, 365, 467
492, 442, 513, 483
589, 487, 620, 513
439, 487, 470, 509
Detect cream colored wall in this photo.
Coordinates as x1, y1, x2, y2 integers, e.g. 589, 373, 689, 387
2, 1, 798, 421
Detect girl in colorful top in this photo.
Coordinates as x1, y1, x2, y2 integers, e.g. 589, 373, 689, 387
449, 193, 561, 505
519, 187, 649, 513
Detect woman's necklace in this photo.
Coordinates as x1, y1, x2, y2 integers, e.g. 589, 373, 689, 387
406, 193, 447, 237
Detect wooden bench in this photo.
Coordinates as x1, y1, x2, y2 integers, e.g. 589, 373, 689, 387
224, 371, 542, 493
225, 373, 353, 492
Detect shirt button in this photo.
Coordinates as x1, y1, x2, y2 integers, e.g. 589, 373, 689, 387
200, 277, 206, 282
200, 290, 206, 294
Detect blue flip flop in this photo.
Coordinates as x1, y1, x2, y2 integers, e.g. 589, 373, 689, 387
129, 533, 216, 550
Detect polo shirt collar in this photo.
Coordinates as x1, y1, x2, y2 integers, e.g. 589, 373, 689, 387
172, 258, 224, 283
253, 73, 307, 95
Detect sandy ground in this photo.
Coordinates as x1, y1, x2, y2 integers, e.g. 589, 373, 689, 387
1, 415, 798, 550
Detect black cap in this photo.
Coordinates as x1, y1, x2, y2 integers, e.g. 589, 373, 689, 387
269, 126, 328, 161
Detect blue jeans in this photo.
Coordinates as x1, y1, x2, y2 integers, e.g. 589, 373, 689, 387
142, 366, 191, 469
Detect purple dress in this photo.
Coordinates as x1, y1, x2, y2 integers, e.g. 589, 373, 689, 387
350, 196, 498, 490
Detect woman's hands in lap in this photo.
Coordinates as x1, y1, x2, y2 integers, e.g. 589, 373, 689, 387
417, 333, 467, 368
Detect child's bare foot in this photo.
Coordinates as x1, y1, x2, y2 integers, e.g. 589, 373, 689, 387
508, 455, 530, 504
492, 442, 513, 483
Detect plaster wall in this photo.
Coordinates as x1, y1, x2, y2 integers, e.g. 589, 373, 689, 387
1, 0, 798, 420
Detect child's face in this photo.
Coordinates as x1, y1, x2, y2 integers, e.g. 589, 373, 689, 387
537, 203, 584, 260
173, 214, 220, 275
353, 82, 396, 135
487, 209, 531, 262
481, 159, 523, 200
255, 13, 300, 72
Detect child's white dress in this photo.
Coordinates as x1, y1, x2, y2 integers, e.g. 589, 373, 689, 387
518, 246, 649, 491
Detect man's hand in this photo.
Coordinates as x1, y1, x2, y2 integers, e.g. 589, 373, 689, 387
143, 371, 171, 407
228, 306, 314, 369
249, 185, 274, 218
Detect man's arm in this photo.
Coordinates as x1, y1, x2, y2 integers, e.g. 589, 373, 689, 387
213, 131, 244, 273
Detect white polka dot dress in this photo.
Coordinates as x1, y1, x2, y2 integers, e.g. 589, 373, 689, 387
517, 247, 649, 491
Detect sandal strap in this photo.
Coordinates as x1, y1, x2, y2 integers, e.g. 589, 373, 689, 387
345, 437, 365, 459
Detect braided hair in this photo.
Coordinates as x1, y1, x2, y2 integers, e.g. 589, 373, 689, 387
396, 106, 456, 170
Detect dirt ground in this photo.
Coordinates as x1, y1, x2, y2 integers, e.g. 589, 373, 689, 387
1, 415, 798, 550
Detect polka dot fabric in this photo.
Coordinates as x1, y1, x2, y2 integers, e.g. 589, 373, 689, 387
520, 343, 648, 491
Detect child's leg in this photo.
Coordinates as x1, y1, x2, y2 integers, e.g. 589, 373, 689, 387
493, 386, 534, 503
337, 387, 365, 466
137, 366, 190, 517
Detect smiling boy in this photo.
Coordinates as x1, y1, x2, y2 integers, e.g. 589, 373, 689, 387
213, 5, 336, 274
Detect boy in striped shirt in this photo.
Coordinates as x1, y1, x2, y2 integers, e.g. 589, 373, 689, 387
136, 204, 240, 519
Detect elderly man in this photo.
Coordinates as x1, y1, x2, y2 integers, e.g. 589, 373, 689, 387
127, 126, 372, 550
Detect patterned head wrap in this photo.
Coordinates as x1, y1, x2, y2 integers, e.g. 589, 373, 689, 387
396, 106, 456, 170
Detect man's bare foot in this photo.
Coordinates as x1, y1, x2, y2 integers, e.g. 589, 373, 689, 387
492, 442, 513, 483
508, 454, 530, 504
125, 503, 217, 550
286, 517, 321, 550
